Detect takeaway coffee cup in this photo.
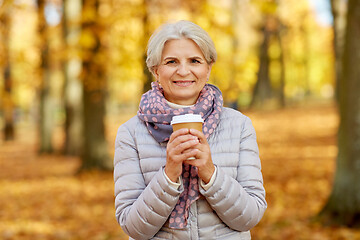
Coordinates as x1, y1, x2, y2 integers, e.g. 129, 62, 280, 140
171, 114, 204, 160
171, 114, 204, 132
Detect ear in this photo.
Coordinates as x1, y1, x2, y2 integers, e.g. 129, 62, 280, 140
152, 67, 159, 80
206, 63, 213, 81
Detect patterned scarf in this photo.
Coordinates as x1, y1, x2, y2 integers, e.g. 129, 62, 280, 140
137, 81, 223, 229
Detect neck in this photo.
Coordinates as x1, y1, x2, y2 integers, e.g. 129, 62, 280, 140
166, 100, 194, 109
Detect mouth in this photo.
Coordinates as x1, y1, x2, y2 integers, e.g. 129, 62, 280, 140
173, 80, 195, 87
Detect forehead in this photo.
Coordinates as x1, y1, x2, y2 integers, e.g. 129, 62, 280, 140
162, 38, 205, 58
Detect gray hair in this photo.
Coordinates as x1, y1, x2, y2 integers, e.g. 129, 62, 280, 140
146, 20, 217, 75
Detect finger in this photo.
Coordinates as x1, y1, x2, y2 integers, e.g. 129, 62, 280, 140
183, 148, 199, 159
183, 158, 197, 165
168, 146, 199, 164
183, 154, 203, 166
189, 129, 208, 143
170, 134, 199, 149
169, 128, 190, 143
173, 138, 199, 154
182, 148, 192, 154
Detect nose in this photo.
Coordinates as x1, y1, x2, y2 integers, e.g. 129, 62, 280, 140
176, 63, 190, 76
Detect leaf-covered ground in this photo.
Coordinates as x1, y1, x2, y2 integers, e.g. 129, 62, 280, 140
1, 103, 360, 240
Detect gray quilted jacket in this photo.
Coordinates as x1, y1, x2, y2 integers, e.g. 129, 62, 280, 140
114, 107, 267, 240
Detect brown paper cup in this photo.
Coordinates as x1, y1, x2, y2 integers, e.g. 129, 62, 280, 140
172, 122, 203, 132
171, 114, 204, 132
171, 114, 204, 160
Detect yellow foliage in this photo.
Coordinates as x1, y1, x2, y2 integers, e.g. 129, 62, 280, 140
79, 29, 97, 50
1, 0, 335, 116
251, 0, 278, 15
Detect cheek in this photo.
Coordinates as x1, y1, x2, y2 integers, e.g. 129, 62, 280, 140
158, 68, 175, 80
197, 68, 211, 80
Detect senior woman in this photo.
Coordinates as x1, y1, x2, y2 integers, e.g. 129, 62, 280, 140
114, 20, 267, 239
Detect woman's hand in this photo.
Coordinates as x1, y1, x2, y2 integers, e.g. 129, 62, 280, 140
165, 128, 200, 182
184, 129, 215, 184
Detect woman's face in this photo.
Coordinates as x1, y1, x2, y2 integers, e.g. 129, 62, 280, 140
153, 38, 212, 105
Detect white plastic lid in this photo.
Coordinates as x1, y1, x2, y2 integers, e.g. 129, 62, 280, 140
171, 114, 204, 125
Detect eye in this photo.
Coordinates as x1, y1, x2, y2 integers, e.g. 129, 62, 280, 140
191, 58, 201, 64
165, 60, 176, 65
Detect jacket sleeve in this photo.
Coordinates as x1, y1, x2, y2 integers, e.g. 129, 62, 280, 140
113, 124, 182, 240
199, 116, 267, 231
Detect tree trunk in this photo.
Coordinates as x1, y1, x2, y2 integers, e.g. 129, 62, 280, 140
62, 0, 83, 155
330, 0, 347, 102
318, 0, 360, 227
1, 0, 15, 141
251, 16, 273, 108
37, 0, 54, 153
227, 0, 239, 109
80, 0, 111, 170
275, 17, 286, 107
142, 0, 153, 93
300, 14, 311, 96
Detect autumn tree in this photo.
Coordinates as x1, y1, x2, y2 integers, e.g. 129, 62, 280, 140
0, 0, 14, 141
250, 0, 287, 109
37, 0, 54, 153
62, 0, 83, 155
226, 0, 240, 109
330, 0, 347, 101
250, 0, 282, 109
141, 0, 152, 93
80, 0, 111, 170
273, 15, 285, 107
319, 0, 360, 227
250, 14, 273, 108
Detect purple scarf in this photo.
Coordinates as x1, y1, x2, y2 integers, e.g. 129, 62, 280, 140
137, 81, 223, 228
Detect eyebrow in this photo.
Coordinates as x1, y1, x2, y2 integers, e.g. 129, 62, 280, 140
162, 56, 205, 60
163, 57, 176, 60
190, 56, 204, 60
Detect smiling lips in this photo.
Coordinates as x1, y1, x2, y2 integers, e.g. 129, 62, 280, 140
173, 81, 195, 87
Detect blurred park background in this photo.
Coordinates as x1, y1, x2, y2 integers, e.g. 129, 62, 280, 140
1, 0, 360, 239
